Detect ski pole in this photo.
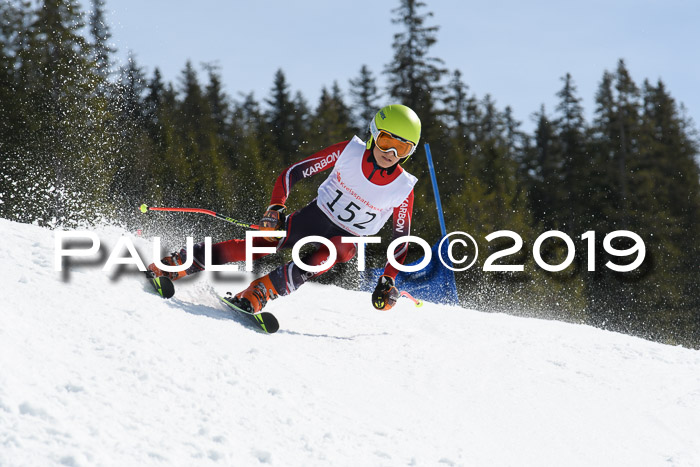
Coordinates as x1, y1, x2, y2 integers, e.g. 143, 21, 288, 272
139, 204, 261, 230
400, 290, 423, 308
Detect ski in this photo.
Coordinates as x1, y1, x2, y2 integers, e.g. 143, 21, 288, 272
220, 293, 280, 334
145, 271, 175, 299
143, 273, 278, 332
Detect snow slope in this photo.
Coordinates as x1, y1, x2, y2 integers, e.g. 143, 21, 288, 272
1, 218, 700, 467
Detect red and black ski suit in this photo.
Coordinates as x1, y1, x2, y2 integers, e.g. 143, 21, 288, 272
187, 140, 414, 296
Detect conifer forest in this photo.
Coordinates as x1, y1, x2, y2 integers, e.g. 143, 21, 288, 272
1, 0, 699, 346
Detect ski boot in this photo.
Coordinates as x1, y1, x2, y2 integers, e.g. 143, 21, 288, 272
232, 274, 279, 314
147, 249, 201, 281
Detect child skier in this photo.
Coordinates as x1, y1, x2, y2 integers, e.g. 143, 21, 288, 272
147, 104, 421, 313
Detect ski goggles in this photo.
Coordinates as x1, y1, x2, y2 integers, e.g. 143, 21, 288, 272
375, 130, 416, 159
369, 119, 416, 159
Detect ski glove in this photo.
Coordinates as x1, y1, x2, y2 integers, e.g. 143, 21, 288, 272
372, 275, 399, 310
260, 204, 286, 241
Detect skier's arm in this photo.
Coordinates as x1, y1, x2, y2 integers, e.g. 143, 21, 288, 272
382, 190, 414, 279
269, 141, 349, 207
373, 193, 413, 310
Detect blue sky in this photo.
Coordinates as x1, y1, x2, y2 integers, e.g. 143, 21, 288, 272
97, 0, 699, 134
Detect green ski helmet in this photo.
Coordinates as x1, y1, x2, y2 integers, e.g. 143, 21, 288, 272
367, 104, 421, 162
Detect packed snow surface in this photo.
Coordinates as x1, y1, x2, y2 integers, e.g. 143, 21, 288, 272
1, 218, 700, 467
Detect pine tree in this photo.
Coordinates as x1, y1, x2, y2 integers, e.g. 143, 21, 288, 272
120, 52, 146, 123
503, 106, 524, 160
385, 0, 446, 121
179, 61, 206, 123
108, 53, 151, 209
203, 62, 230, 140
585, 61, 700, 341
348, 65, 381, 132
230, 93, 277, 216
89, 0, 113, 87
440, 69, 475, 193
444, 70, 473, 148
634, 79, 700, 342
177, 60, 225, 208
310, 82, 353, 149
526, 105, 559, 228
612, 59, 641, 223
144, 68, 165, 141
470, 95, 514, 206
265, 69, 297, 165
0, 2, 27, 139
15, 0, 111, 224
589, 70, 618, 232
137, 67, 174, 207
554, 73, 588, 232
291, 90, 311, 156
0, 1, 30, 219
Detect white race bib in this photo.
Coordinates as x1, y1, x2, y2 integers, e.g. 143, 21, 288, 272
317, 136, 416, 235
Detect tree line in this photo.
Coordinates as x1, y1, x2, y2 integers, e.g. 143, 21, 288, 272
1, 0, 699, 346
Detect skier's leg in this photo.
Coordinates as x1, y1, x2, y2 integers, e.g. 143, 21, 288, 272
232, 200, 355, 311
147, 199, 334, 281
146, 236, 278, 281
267, 236, 357, 296
232, 237, 356, 312
196, 236, 279, 265
194, 200, 334, 271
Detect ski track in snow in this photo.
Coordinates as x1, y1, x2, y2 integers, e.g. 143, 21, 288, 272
1, 218, 700, 466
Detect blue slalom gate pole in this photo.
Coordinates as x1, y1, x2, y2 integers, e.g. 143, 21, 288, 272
359, 143, 460, 306
424, 143, 447, 238
424, 143, 459, 304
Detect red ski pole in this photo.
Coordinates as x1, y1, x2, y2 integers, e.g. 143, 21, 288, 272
139, 204, 261, 230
